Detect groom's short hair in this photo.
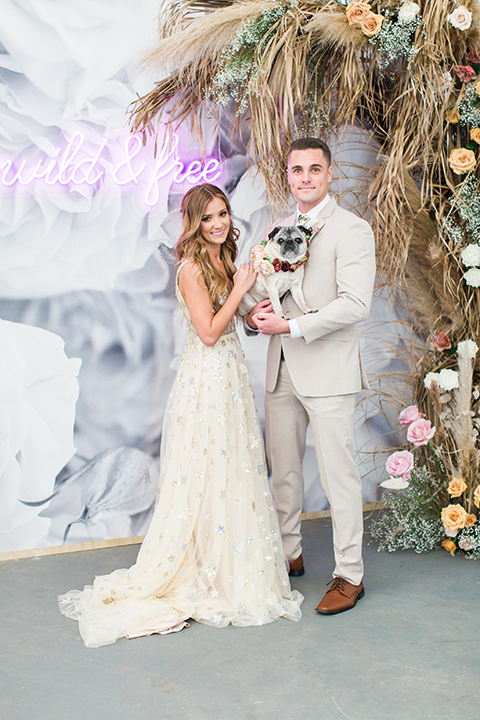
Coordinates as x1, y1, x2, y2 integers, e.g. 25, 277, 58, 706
286, 138, 331, 167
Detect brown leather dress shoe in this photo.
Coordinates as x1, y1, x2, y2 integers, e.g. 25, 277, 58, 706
315, 577, 364, 614
288, 554, 305, 577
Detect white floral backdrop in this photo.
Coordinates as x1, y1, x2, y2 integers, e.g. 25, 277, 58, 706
0, 0, 405, 554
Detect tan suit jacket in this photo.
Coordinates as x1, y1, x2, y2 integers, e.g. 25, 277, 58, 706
265, 198, 375, 396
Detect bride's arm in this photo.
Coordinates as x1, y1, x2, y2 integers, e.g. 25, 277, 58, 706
178, 262, 257, 347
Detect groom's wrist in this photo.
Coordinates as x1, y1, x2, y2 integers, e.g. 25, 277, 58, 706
288, 319, 303, 338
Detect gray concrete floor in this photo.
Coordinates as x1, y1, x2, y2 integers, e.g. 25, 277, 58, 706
1, 517, 479, 720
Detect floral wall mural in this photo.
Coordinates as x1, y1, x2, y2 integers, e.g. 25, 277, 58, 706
0, 0, 410, 556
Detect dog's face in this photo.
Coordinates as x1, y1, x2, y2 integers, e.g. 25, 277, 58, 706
266, 226, 312, 261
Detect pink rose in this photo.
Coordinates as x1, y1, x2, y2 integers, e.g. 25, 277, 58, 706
431, 331, 452, 351
458, 535, 474, 551
453, 65, 477, 83
398, 405, 424, 427
407, 418, 436, 446
385, 450, 414, 478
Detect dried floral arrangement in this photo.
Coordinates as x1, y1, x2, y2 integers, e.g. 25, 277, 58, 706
131, 0, 480, 557
371, 338, 480, 558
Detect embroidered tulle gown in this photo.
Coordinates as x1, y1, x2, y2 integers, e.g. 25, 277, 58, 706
58, 275, 303, 647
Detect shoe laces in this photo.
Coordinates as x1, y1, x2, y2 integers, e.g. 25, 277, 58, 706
326, 577, 349, 596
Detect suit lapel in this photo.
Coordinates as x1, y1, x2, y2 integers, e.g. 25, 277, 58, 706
308, 198, 336, 240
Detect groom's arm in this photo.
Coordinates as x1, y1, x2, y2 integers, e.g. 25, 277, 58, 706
296, 217, 375, 343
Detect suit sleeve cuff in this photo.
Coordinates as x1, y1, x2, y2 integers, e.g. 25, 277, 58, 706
288, 319, 303, 339
244, 316, 260, 334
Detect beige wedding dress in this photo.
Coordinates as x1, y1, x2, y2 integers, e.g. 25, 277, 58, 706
59, 275, 303, 647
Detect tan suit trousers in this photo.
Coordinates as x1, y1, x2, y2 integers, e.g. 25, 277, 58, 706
265, 360, 364, 585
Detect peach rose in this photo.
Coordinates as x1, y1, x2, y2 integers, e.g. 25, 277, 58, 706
442, 539, 456, 555
441, 503, 467, 532
447, 477, 467, 497
361, 12, 383, 37
476, 79, 480, 95
474, 485, 480, 509
345, 2, 372, 25
465, 513, 477, 527
471, 128, 480, 144
449, 148, 477, 175
446, 108, 460, 124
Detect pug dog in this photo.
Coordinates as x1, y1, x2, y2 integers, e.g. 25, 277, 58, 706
239, 225, 317, 318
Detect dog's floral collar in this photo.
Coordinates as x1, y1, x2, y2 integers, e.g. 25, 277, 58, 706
251, 244, 310, 274
272, 253, 309, 273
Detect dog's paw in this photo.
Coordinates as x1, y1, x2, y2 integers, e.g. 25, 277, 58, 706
307, 309, 319, 314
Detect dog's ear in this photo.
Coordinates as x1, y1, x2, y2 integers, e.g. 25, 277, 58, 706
267, 226, 282, 241
297, 225, 313, 238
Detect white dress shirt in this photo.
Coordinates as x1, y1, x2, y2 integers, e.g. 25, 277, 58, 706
288, 194, 331, 338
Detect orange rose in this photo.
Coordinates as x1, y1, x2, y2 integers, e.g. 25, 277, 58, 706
345, 2, 372, 25
361, 12, 383, 37
441, 503, 467, 531
446, 108, 460, 124
442, 539, 456, 554
447, 477, 468, 497
471, 128, 480, 144
474, 485, 480, 509
449, 148, 477, 175
465, 513, 477, 527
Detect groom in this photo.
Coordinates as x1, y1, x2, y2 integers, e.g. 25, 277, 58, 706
246, 138, 375, 614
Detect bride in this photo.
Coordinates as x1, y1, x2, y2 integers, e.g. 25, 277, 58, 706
59, 183, 303, 647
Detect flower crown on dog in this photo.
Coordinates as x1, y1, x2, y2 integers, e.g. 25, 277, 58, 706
251, 225, 315, 275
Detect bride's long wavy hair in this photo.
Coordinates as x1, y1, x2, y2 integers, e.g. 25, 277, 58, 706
177, 184, 239, 314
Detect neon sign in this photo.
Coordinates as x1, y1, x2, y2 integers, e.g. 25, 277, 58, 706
0, 132, 222, 210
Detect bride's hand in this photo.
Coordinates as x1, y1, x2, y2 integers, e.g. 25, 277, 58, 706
233, 263, 257, 294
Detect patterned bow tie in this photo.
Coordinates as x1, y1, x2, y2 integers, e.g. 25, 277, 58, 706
296, 213, 309, 227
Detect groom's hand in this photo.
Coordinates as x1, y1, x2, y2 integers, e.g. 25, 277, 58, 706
246, 299, 273, 329
255, 312, 290, 335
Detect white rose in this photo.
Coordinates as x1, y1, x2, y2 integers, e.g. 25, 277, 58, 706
464, 268, 480, 287
457, 339, 479, 359
0, 320, 81, 551
461, 243, 480, 267
424, 372, 440, 389
444, 526, 459, 538
398, 2, 420, 22
447, 6, 472, 31
438, 368, 460, 391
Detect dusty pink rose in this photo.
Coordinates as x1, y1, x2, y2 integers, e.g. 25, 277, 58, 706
453, 65, 477, 83
467, 48, 480, 63
385, 450, 414, 478
398, 405, 424, 427
407, 418, 436, 446
431, 332, 452, 351
458, 535, 474, 551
